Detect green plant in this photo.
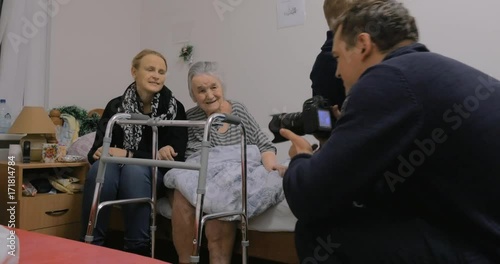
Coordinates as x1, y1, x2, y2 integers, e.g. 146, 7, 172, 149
179, 44, 194, 62
56, 105, 100, 136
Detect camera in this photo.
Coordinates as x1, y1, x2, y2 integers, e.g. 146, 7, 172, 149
268, 95, 336, 143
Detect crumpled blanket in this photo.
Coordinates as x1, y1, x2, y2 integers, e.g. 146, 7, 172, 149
164, 145, 285, 220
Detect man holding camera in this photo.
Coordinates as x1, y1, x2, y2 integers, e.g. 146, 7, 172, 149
281, 0, 500, 263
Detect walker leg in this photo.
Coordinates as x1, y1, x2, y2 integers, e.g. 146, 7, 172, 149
240, 215, 249, 264
84, 180, 104, 243
150, 201, 157, 258
190, 194, 205, 263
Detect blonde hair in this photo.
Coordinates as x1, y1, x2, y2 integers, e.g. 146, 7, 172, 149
131, 49, 167, 69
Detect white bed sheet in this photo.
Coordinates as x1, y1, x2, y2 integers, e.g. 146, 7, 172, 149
247, 198, 297, 232
156, 197, 297, 232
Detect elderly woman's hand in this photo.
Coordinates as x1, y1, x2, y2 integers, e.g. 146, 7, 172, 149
272, 164, 287, 177
158, 145, 178, 161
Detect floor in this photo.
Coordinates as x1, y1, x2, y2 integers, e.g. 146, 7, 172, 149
105, 230, 283, 264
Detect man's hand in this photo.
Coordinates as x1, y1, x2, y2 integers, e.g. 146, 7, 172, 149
279, 128, 313, 158
158, 145, 178, 161
332, 104, 342, 119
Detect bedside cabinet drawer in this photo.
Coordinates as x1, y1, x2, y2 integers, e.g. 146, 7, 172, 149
33, 222, 81, 240
20, 193, 82, 230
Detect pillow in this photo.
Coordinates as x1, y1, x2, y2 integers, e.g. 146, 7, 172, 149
67, 132, 96, 161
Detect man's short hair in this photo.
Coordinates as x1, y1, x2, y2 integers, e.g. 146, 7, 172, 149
332, 0, 419, 53
323, 0, 354, 28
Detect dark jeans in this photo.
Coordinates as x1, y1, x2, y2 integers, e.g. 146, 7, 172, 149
81, 162, 160, 252
295, 211, 492, 264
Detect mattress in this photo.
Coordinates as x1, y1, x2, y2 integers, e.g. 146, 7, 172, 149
246, 199, 297, 232
157, 197, 297, 232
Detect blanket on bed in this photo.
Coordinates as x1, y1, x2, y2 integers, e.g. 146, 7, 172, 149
164, 145, 285, 220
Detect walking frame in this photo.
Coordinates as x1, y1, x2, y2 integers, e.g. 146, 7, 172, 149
84, 113, 249, 263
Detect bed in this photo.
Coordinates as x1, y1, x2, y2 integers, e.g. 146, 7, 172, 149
56, 108, 299, 263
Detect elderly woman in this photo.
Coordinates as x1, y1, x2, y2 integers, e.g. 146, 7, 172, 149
81, 49, 188, 256
169, 61, 284, 264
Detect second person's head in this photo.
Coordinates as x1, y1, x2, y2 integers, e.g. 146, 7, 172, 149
188, 61, 226, 116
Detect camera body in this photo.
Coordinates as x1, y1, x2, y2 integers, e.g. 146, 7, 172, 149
302, 96, 334, 134
269, 95, 335, 143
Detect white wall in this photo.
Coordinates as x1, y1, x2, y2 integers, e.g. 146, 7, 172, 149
48, 0, 500, 160
401, 0, 500, 79
140, 0, 327, 159
49, 0, 142, 110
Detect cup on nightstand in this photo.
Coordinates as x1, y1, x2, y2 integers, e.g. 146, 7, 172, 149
8, 144, 22, 162
42, 143, 58, 163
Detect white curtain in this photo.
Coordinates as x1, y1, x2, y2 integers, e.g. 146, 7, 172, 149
0, 0, 51, 119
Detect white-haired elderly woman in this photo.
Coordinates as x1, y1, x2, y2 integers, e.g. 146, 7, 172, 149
169, 61, 285, 264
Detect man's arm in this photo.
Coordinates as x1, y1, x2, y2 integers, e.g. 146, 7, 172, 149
283, 65, 423, 223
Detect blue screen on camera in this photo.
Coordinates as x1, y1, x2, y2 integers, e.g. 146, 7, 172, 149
318, 109, 331, 128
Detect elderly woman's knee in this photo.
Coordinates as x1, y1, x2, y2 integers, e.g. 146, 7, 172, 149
205, 220, 236, 241
172, 190, 195, 213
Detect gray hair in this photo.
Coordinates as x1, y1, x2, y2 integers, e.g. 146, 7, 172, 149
187, 61, 225, 101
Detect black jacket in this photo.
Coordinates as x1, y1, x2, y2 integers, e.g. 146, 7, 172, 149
87, 86, 188, 166
310, 30, 346, 107
286, 43, 500, 260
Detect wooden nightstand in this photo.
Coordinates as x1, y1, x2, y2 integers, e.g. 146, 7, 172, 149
0, 160, 88, 240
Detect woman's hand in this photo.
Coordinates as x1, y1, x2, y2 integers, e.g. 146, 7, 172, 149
261, 151, 287, 177
158, 145, 178, 161
93, 147, 126, 160
271, 164, 287, 177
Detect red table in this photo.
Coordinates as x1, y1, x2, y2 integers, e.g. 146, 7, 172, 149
14, 229, 169, 264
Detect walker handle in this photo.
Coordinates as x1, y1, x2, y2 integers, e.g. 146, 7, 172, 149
129, 113, 149, 120
222, 114, 241, 125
